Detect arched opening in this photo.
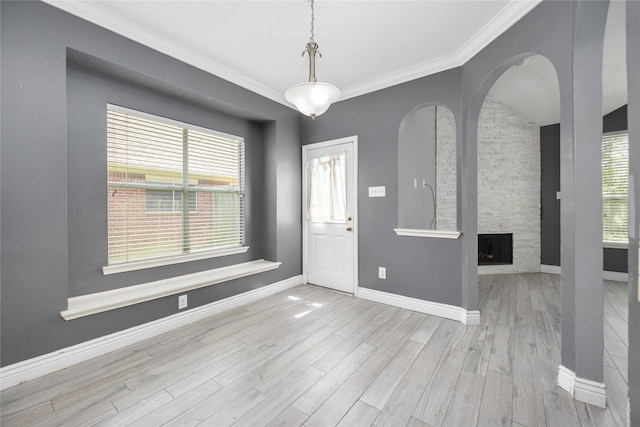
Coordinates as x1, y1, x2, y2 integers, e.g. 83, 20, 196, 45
397, 103, 457, 232
477, 54, 559, 274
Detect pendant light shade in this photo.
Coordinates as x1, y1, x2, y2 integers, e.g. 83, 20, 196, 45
285, 0, 339, 119
285, 81, 340, 119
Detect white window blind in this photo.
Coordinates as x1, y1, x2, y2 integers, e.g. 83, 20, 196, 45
107, 105, 245, 265
602, 131, 628, 244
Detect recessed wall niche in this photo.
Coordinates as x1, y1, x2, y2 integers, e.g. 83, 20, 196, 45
397, 104, 457, 233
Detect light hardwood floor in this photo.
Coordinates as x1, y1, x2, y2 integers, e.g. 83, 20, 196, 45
0, 273, 629, 426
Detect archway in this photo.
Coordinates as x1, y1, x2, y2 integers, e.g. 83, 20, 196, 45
397, 103, 457, 232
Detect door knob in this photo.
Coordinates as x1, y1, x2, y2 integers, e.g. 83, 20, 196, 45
346, 227, 353, 232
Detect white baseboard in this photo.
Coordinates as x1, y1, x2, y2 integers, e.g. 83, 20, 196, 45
357, 287, 479, 325
558, 364, 607, 408
0, 275, 302, 391
541, 264, 628, 282
558, 364, 576, 394
603, 271, 629, 282
541, 264, 562, 275
464, 310, 481, 325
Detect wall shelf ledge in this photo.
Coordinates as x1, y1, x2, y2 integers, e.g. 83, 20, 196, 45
394, 228, 462, 239
61, 259, 281, 320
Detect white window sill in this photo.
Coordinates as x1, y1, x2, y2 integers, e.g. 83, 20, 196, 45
102, 246, 250, 275
62, 259, 281, 320
603, 241, 628, 249
394, 228, 462, 239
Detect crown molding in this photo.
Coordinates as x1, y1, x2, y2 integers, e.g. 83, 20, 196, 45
44, 0, 542, 107
456, 0, 543, 64
339, 52, 463, 101
43, 0, 289, 106
340, 0, 542, 101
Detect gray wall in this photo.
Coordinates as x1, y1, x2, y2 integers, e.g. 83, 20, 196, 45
462, 0, 611, 383
398, 105, 437, 230
626, 0, 639, 423
4, 3, 637, 414
305, 0, 612, 387
540, 105, 629, 272
302, 69, 464, 307
1, 1, 301, 366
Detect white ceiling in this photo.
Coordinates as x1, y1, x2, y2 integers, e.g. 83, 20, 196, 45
47, 0, 627, 125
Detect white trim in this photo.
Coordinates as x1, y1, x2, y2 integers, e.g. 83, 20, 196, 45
44, 1, 541, 107
62, 260, 281, 320
44, 1, 285, 105
1, 275, 302, 391
541, 264, 562, 275
302, 136, 359, 296
574, 376, 607, 408
337, 1, 543, 101
455, 1, 542, 67
463, 310, 481, 326
558, 364, 576, 395
558, 365, 607, 408
102, 246, 250, 275
357, 287, 474, 324
340, 52, 462, 101
604, 241, 629, 249
541, 264, 628, 282
394, 228, 461, 239
603, 271, 629, 282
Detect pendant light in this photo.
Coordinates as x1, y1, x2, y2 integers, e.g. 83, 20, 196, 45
284, 0, 340, 119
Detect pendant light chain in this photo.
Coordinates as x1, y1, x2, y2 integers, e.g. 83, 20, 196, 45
310, 0, 316, 43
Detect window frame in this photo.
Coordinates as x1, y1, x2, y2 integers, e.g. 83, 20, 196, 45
105, 104, 247, 273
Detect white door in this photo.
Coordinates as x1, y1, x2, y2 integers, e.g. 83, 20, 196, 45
303, 137, 357, 294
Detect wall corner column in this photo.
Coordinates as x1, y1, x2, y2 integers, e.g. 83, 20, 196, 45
559, 0, 609, 407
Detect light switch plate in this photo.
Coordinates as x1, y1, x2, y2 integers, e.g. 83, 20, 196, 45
378, 267, 387, 279
369, 186, 386, 197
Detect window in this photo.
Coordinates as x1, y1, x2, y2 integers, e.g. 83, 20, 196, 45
107, 105, 245, 265
307, 152, 346, 222
146, 187, 197, 213
602, 131, 628, 244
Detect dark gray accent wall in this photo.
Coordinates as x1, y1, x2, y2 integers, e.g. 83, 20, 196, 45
541, 124, 561, 266
1, 1, 301, 366
302, 70, 464, 306
540, 105, 629, 272
603, 104, 628, 133
626, 1, 639, 423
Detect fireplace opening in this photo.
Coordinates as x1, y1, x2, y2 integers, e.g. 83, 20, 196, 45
478, 233, 513, 265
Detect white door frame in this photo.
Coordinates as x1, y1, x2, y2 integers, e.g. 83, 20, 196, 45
302, 136, 359, 295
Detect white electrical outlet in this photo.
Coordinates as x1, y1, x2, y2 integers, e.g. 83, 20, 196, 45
378, 267, 387, 279
178, 294, 188, 309
369, 186, 386, 198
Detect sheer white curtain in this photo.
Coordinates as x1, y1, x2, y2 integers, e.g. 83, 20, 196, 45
307, 152, 346, 222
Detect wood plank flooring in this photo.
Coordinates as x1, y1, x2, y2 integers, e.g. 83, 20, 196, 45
0, 273, 629, 426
